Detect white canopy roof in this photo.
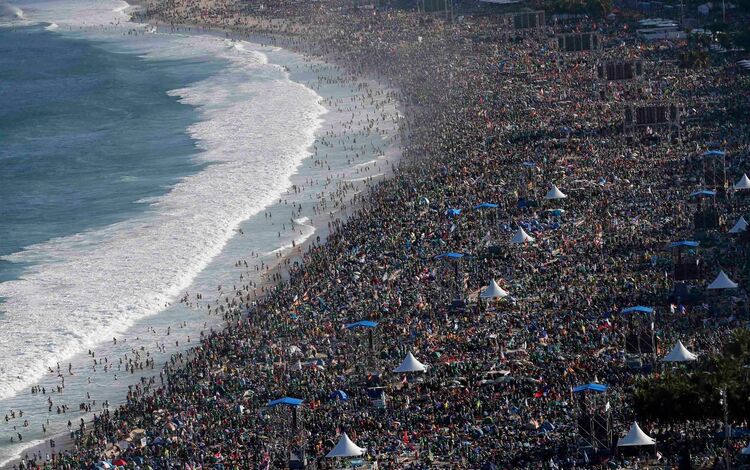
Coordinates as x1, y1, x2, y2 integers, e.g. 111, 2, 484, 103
617, 422, 656, 447
729, 216, 748, 234
544, 184, 567, 200
662, 340, 697, 362
480, 279, 509, 299
325, 433, 366, 458
393, 351, 427, 373
511, 227, 535, 244
707, 270, 738, 289
734, 174, 750, 190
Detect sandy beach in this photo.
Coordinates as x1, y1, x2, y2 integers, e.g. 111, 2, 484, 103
6, 0, 750, 468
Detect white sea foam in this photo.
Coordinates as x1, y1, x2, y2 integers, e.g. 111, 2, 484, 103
0, 438, 44, 468
44, 21, 57, 29
0, 1, 326, 400
0, 2, 23, 18
267, 217, 317, 255
346, 173, 385, 183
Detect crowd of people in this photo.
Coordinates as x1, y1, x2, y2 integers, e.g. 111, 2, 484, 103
15, 0, 750, 468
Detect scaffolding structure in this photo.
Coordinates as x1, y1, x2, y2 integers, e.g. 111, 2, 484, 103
418, 0, 454, 21
573, 383, 613, 455
620, 306, 657, 366
670, 240, 702, 281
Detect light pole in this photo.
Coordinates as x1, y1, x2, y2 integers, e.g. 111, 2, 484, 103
720, 388, 731, 469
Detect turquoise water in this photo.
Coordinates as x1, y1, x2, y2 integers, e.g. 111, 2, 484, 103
0, 24, 218, 282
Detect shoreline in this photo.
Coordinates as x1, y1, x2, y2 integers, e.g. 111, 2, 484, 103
3, 7, 404, 467
10, 0, 747, 467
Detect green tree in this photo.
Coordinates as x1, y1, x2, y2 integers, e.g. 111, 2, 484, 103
634, 330, 750, 424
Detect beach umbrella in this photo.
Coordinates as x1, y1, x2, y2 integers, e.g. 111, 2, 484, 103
393, 351, 427, 373
474, 202, 499, 210
707, 270, 738, 289
346, 320, 378, 329
734, 174, 750, 190
112, 459, 127, 467
729, 216, 748, 234
418, 196, 430, 205
434, 252, 466, 260
621, 306, 654, 314
267, 397, 304, 408
617, 422, 656, 447
325, 432, 365, 458
544, 184, 567, 200
446, 208, 462, 217
511, 227, 535, 244
662, 340, 697, 362
330, 390, 349, 401
480, 279, 508, 299
572, 383, 608, 393
689, 189, 716, 198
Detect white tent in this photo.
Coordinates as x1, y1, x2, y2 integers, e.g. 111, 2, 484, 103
393, 351, 427, 373
480, 279, 509, 299
617, 422, 656, 447
544, 184, 567, 200
662, 340, 697, 362
707, 270, 738, 289
511, 227, 535, 244
325, 433, 366, 458
729, 216, 748, 234
734, 174, 750, 190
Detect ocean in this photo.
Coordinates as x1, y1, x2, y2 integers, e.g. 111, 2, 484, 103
0, 0, 399, 464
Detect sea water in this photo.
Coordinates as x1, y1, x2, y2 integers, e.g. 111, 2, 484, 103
0, 0, 399, 464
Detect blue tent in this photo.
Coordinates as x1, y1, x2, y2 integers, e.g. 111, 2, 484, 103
330, 390, 349, 401
446, 208, 462, 216
346, 320, 378, 329
434, 252, 466, 260
702, 150, 726, 157
572, 383, 608, 393
621, 306, 654, 314
670, 240, 699, 248
474, 203, 499, 210
268, 397, 304, 408
689, 189, 716, 198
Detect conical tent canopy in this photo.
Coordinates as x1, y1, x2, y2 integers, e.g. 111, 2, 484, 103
662, 340, 697, 362
617, 422, 656, 446
480, 279, 509, 299
511, 227, 535, 244
707, 270, 738, 289
735, 174, 750, 190
325, 433, 366, 458
393, 351, 426, 373
544, 184, 567, 200
729, 216, 748, 234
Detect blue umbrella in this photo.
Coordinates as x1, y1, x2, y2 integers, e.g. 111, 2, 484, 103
434, 252, 466, 260
474, 202, 499, 209
446, 208, 462, 217
346, 320, 378, 329
621, 306, 653, 314
669, 240, 699, 248
572, 383, 608, 393
268, 397, 304, 408
689, 189, 716, 198
330, 390, 349, 401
